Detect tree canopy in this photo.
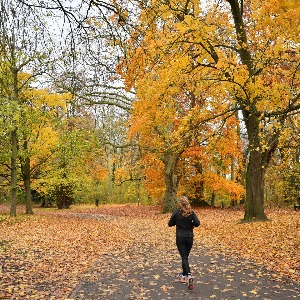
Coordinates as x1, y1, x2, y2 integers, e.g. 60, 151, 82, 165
0, 0, 299, 219
117, 0, 300, 218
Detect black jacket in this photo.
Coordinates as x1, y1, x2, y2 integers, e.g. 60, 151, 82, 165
168, 209, 200, 237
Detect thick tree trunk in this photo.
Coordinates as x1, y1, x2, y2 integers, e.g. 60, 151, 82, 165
242, 111, 269, 222
228, 0, 282, 221
162, 153, 179, 213
242, 149, 268, 221
10, 129, 18, 217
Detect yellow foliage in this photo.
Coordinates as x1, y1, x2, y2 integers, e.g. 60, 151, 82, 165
118, 0, 299, 201
23, 88, 69, 110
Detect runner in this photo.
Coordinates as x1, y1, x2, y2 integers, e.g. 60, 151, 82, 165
168, 196, 200, 290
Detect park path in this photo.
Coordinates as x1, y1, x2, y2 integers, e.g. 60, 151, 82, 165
67, 214, 300, 300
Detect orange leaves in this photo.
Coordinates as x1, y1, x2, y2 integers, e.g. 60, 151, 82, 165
196, 207, 300, 282
0, 207, 128, 299
139, 154, 165, 200
0, 204, 300, 299
88, 163, 108, 181
203, 171, 245, 201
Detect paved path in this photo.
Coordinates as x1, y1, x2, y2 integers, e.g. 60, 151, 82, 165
68, 243, 300, 300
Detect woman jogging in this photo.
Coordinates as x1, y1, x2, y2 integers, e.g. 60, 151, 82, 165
168, 196, 200, 290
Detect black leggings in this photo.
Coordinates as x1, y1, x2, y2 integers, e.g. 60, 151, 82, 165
176, 236, 193, 276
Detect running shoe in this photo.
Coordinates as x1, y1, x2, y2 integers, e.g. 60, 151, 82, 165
187, 275, 194, 290
179, 273, 187, 283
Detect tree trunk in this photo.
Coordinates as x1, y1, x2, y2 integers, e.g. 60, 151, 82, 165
21, 141, 33, 214
211, 191, 216, 207
10, 47, 19, 217
106, 145, 114, 202
162, 152, 179, 213
242, 149, 268, 221
242, 112, 268, 222
10, 129, 18, 217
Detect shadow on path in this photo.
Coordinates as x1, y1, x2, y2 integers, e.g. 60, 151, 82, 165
68, 243, 300, 300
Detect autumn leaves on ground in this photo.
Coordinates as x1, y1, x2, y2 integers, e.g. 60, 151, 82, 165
0, 204, 299, 299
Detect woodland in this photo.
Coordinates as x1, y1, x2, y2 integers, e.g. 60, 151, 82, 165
0, 0, 299, 298
0, 0, 299, 221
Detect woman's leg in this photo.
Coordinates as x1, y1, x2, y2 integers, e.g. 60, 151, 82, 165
186, 237, 193, 258
176, 236, 193, 275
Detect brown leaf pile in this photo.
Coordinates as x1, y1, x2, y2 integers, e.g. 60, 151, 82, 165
0, 204, 299, 299
194, 207, 300, 282
0, 206, 128, 299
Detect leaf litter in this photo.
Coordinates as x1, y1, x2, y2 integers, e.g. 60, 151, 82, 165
0, 204, 299, 299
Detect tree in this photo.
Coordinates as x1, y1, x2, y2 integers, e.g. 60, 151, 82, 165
22, 87, 73, 209
223, 0, 299, 221
120, 48, 243, 211
32, 109, 101, 208
4, 0, 140, 209
0, 0, 56, 215
116, 1, 247, 212
93, 105, 144, 204
179, 115, 245, 207
117, 0, 300, 219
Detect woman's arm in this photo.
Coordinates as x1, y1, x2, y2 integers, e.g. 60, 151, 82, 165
192, 212, 200, 227
168, 210, 178, 227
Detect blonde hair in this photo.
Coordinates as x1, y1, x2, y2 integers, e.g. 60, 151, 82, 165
178, 196, 192, 217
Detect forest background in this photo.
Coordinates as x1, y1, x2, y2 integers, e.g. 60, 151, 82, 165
0, 0, 299, 221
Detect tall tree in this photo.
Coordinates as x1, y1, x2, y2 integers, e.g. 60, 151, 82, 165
117, 1, 246, 212
121, 46, 242, 211
221, 0, 299, 221
0, 0, 55, 215
117, 0, 300, 220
